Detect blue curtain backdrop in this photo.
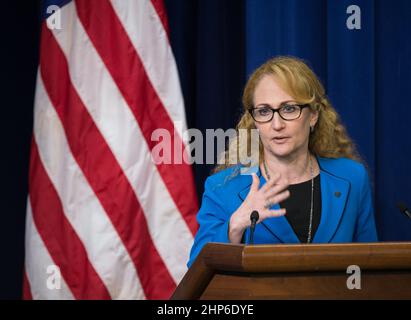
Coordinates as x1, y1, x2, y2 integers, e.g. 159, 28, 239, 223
1, 0, 411, 299
248, 0, 411, 241
165, 0, 411, 241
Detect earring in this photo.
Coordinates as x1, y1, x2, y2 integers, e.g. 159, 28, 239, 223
310, 126, 314, 133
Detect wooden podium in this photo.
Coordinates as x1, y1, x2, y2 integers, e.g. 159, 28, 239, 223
172, 242, 411, 299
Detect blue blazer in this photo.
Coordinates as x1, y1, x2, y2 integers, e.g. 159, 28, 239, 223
188, 157, 378, 267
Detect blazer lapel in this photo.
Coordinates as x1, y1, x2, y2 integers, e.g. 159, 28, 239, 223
312, 165, 350, 243
236, 157, 351, 244
260, 204, 301, 243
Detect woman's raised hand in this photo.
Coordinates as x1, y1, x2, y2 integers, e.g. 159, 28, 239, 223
228, 173, 290, 243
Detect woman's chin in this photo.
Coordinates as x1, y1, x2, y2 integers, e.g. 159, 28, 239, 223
269, 147, 293, 158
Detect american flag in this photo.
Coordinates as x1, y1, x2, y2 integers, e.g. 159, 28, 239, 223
23, 0, 198, 299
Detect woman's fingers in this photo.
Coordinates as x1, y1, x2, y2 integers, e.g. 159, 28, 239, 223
250, 173, 260, 192
260, 172, 281, 192
265, 189, 290, 208
263, 182, 289, 197
245, 171, 291, 224
259, 208, 286, 221
269, 208, 287, 217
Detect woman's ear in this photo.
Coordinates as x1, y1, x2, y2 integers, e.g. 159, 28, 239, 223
310, 109, 319, 128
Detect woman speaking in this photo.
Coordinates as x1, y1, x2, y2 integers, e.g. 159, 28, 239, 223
188, 56, 378, 267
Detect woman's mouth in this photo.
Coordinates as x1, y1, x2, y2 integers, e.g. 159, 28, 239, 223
272, 137, 289, 144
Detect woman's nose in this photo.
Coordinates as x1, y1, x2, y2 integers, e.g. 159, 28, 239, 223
271, 112, 285, 130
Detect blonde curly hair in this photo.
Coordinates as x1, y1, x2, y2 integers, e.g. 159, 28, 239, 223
214, 56, 361, 173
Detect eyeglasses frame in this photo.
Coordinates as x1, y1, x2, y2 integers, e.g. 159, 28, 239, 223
248, 103, 311, 122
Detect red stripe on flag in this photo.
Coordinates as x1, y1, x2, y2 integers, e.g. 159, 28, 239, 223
29, 138, 111, 299
150, 0, 170, 39
39, 23, 176, 299
22, 270, 33, 300
75, 0, 198, 236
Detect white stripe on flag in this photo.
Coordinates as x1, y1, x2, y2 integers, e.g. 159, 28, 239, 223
25, 199, 75, 300
33, 72, 145, 299
51, 1, 193, 283
110, 0, 189, 135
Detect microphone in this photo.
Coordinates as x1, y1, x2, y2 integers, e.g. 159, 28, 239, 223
249, 210, 259, 245
397, 202, 411, 219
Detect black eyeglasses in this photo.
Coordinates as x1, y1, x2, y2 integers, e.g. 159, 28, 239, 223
248, 103, 310, 122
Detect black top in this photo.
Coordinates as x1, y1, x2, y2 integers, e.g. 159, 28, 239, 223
279, 174, 322, 243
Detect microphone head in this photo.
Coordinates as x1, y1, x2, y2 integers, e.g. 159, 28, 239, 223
250, 210, 259, 222
397, 201, 411, 219
397, 202, 408, 213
